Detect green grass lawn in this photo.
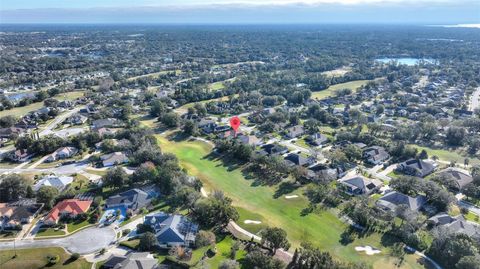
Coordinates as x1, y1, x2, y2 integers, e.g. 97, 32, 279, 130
66, 219, 91, 234
311, 80, 371, 100
126, 70, 181, 81
209, 81, 226, 91
194, 235, 246, 268
154, 132, 427, 269
0, 91, 84, 118
35, 228, 66, 237
0, 247, 91, 269
409, 144, 480, 165
119, 239, 140, 250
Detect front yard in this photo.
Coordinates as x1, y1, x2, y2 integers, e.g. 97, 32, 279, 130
0, 247, 91, 269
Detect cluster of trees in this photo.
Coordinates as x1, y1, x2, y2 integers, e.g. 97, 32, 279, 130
428, 229, 480, 269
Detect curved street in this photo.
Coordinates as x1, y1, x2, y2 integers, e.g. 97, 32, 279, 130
0, 226, 116, 255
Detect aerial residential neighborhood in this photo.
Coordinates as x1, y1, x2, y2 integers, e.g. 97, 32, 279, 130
0, 1, 479, 269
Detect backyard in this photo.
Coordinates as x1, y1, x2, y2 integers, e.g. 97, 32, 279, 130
153, 131, 429, 269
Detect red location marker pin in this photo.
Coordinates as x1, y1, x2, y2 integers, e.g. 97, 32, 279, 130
229, 116, 241, 136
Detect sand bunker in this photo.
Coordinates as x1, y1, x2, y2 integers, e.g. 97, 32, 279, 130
285, 195, 299, 199
244, 220, 262, 224
355, 246, 381, 255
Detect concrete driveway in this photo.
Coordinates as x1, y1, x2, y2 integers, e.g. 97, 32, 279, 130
0, 226, 116, 255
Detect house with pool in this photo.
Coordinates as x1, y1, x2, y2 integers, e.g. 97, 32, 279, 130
105, 187, 158, 212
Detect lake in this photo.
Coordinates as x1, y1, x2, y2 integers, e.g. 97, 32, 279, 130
376, 57, 436, 66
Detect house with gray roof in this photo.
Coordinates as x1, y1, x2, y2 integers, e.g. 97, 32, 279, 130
437, 167, 473, 191
428, 213, 480, 237
285, 125, 305, 139
363, 146, 390, 165
284, 153, 314, 167
144, 212, 198, 248
396, 159, 438, 178
376, 191, 427, 213
106, 188, 155, 212
103, 252, 160, 269
338, 176, 383, 196
101, 151, 129, 167
306, 133, 329, 146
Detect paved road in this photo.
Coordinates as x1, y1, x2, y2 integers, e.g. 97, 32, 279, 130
0, 161, 90, 175
0, 226, 116, 255
470, 87, 480, 111
39, 107, 81, 137
458, 200, 480, 216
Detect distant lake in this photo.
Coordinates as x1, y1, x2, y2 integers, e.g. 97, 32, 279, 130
375, 57, 436, 66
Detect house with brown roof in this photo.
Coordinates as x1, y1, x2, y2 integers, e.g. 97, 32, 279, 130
0, 202, 43, 230
44, 199, 92, 225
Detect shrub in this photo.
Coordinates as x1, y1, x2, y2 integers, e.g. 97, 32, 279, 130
122, 229, 131, 236
195, 230, 216, 248
71, 253, 80, 260
46, 254, 60, 265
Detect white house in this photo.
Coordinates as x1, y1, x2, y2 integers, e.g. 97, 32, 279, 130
33, 175, 74, 192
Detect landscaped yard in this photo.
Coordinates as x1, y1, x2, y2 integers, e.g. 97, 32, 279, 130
35, 228, 66, 237
194, 235, 247, 268
0, 90, 85, 118
311, 80, 371, 100
0, 247, 91, 269
66, 219, 92, 233
119, 239, 140, 250
153, 131, 428, 269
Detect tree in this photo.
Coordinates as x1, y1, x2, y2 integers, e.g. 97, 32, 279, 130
0, 174, 31, 202
456, 255, 480, 269
219, 260, 240, 269
418, 149, 428, 159
150, 99, 168, 117
36, 186, 59, 209
192, 191, 239, 228
445, 127, 466, 146
344, 144, 362, 162
244, 249, 285, 269
160, 112, 179, 127
429, 231, 479, 269
0, 115, 17, 128
195, 230, 216, 248
261, 227, 291, 255
102, 167, 129, 189
389, 176, 423, 196
138, 232, 158, 251
183, 120, 198, 136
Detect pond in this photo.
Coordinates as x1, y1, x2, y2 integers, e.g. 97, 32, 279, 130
375, 57, 436, 66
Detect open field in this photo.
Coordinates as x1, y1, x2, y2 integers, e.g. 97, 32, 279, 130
409, 144, 480, 165
126, 69, 181, 81
321, 66, 352, 78
208, 77, 236, 91
0, 90, 85, 118
174, 94, 239, 114
311, 80, 371, 100
154, 132, 428, 268
0, 247, 91, 269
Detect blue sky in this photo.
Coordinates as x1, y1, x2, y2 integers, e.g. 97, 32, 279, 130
0, 0, 478, 24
